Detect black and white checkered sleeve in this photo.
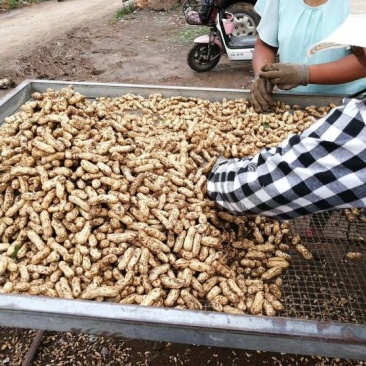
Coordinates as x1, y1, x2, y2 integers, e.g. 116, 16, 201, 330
207, 98, 366, 220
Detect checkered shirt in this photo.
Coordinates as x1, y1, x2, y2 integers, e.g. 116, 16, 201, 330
207, 97, 366, 220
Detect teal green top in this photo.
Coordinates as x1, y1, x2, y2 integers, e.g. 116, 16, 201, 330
254, 0, 366, 95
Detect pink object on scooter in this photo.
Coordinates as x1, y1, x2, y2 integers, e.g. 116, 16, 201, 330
223, 12, 234, 35
183, 0, 258, 72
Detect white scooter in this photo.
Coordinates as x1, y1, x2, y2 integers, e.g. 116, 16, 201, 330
185, 8, 257, 72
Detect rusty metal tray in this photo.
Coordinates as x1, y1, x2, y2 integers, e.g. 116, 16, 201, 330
1, 80, 365, 360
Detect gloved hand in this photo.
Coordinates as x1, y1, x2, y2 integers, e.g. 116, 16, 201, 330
259, 63, 310, 90
249, 75, 275, 113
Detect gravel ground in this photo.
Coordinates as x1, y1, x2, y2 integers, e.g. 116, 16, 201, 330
1, 327, 365, 366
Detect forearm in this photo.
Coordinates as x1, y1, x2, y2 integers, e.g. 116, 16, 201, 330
207, 143, 311, 220
252, 38, 277, 75
207, 98, 366, 220
309, 54, 366, 85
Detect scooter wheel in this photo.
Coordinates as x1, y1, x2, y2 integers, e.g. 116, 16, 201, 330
225, 2, 260, 37
187, 43, 221, 72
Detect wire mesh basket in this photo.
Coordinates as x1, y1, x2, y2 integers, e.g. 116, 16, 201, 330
182, 0, 214, 25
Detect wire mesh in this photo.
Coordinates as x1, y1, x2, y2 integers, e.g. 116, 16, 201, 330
283, 210, 366, 324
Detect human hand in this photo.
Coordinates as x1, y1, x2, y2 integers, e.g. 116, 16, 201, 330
249, 75, 275, 113
259, 63, 309, 90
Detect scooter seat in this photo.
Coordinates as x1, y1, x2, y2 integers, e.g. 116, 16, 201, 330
229, 35, 257, 48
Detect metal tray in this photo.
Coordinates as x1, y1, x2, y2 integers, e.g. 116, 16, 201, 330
1, 80, 365, 360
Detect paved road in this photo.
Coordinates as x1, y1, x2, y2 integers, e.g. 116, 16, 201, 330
0, 0, 121, 66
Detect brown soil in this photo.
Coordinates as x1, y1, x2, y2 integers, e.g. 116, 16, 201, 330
1, 327, 364, 366
0, 0, 253, 100
0, 2, 364, 365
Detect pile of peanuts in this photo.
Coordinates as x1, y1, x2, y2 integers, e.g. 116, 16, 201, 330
0, 86, 333, 315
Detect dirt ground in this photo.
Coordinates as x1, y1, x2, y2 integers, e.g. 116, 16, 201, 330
0, 1, 365, 366
0, 0, 253, 101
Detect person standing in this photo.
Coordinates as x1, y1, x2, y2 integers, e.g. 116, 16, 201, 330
249, 0, 366, 113
208, 0, 366, 220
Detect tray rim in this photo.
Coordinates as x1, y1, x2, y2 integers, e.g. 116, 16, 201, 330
1, 293, 366, 360
0, 79, 345, 123
0, 79, 363, 360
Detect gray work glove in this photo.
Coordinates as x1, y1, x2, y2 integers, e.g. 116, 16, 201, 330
259, 63, 309, 90
249, 75, 275, 113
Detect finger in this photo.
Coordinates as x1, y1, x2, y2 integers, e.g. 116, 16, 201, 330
259, 89, 274, 107
258, 78, 273, 96
252, 88, 271, 112
249, 77, 273, 112
258, 70, 281, 80
249, 87, 269, 112
258, 80, 275, 109
260, 63, 277, 72
249, 93, 264, 113
275, 84, 293, 91
263, 91, 275, 106
352, 46, 364, 57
